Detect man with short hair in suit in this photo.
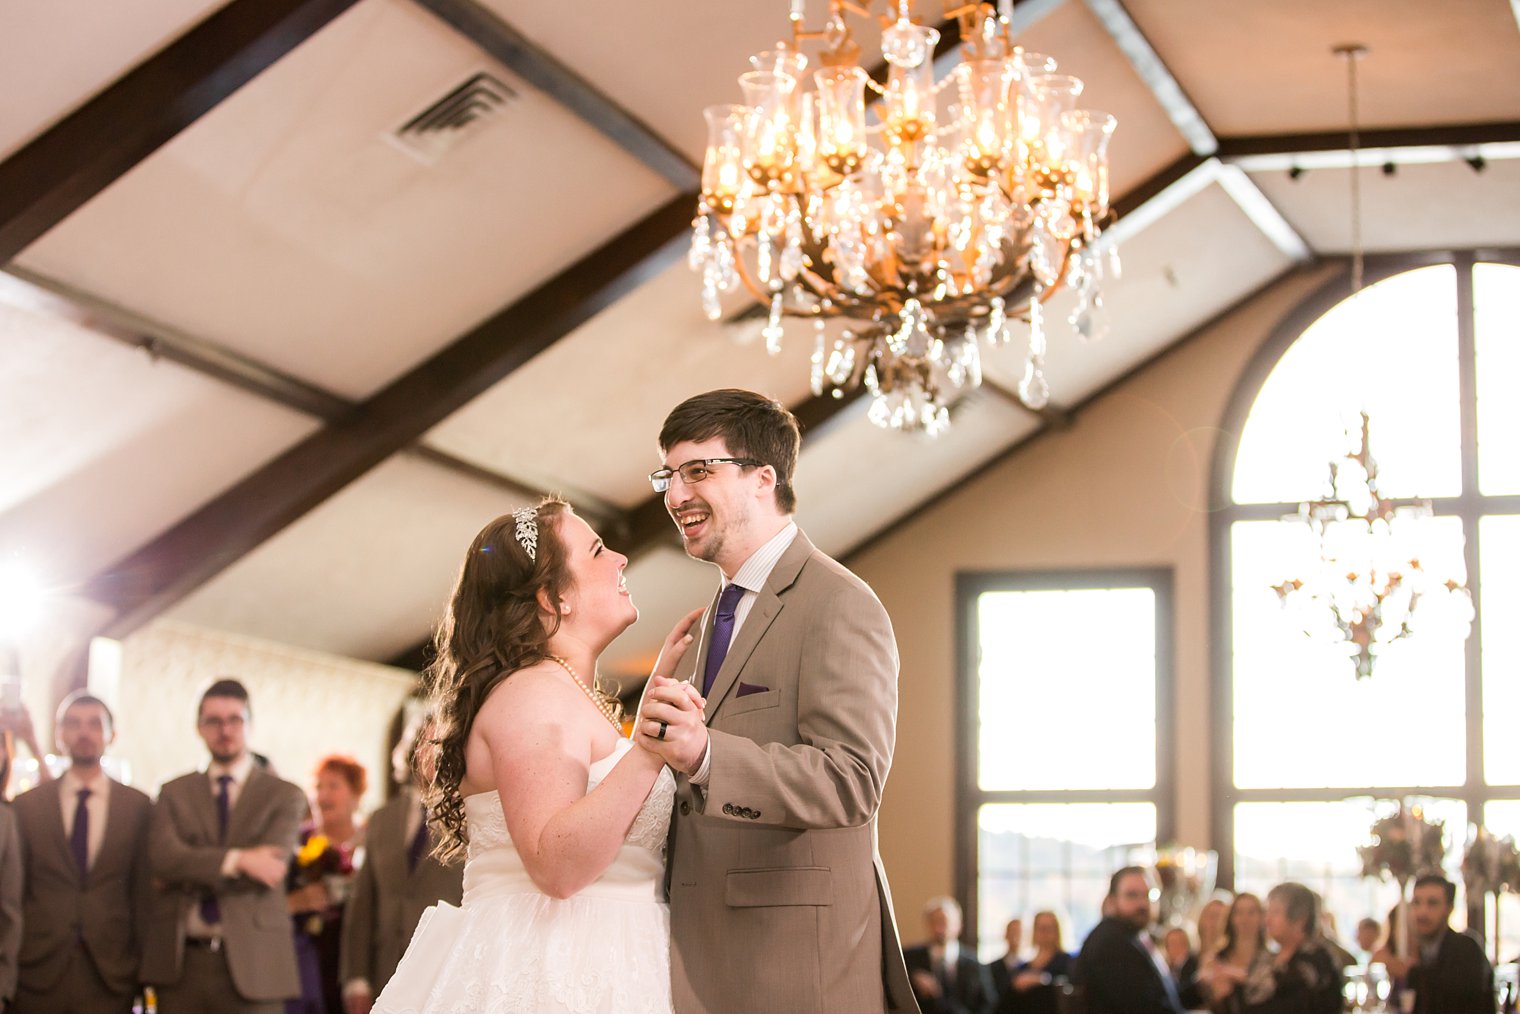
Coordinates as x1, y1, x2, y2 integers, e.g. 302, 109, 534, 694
338, 715, 461, 1014
904, 896, 995, 1014
636, 389, 918, 1012
142, 679, 306, 1013
1400, 874, 1495, 1014
1073, 866, 1185, 1014
12, 691, 151, 1013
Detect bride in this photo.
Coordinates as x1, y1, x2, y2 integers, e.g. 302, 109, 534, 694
375, 497, 702, 1013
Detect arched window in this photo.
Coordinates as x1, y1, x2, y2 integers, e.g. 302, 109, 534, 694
1212, 254, 1520, 958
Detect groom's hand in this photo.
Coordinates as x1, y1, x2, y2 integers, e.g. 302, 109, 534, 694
637, 676, 708, 775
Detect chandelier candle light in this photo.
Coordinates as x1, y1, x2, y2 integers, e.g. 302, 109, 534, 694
690, 0, 1119, 434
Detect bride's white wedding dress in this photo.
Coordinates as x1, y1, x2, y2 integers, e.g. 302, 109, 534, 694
375, 738, 676, 1013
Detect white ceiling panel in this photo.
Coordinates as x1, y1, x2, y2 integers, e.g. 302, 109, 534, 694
1125, 0, 1520, 137
0, 276, 316, 588
424, 256, 819, 510
600, 545, 721, 683
1249, 160, 1520, 255
169, 454, 524, 661
0, 0, 229, 159
791, 391, 1043, 558
984, 182, 1293, 406
16, 0, 676, 401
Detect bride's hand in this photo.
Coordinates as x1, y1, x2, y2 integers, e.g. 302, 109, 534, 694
651, 606, 704, 679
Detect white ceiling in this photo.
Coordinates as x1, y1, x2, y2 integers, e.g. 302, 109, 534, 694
3, 0, 1517, 676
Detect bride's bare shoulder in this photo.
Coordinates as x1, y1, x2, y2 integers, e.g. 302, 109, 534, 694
474, 661, 580, 735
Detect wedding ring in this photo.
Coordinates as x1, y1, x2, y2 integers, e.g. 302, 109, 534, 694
656, 720, 668, 741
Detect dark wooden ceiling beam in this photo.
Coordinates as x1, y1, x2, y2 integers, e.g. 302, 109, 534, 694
87, 191, 696, 637
0, 0, 360, 264
1217, 121, 1520, 170
409, 0, 699, 189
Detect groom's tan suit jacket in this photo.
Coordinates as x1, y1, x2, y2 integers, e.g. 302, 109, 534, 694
666, 529, 918, 1013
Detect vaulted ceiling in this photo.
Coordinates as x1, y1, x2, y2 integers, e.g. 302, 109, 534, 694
3, 0, 1518, 681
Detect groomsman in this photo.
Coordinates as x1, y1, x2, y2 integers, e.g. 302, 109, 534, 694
12, 692, 151, 1013
339, 716, 462, 1013
142, 679, 306, 1013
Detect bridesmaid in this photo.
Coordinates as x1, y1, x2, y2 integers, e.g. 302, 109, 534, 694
286, 755, 367, 1014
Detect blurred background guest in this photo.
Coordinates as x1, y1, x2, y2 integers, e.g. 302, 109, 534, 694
1354, 916, 1381, 963
1402, 874, 1494, 1014
986, 917, 1022, 1014
1196, 897, 1229, 966
286, 755, 366, 1014
1196, 892, 1271, 1014
1163, 926, 1198, 1008
1239, 882, 1342, 1014
1073, 866, 1184, 1014
1006, 910, 1072, 1014
905, 896, 994, 1014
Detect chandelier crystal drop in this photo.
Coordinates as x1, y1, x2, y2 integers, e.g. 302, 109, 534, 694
690, 0, 1118, 434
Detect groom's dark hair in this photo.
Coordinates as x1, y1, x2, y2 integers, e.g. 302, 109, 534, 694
659, 389, 800, 513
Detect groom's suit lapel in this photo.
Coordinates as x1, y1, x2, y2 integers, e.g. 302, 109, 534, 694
703, 530, 812, 721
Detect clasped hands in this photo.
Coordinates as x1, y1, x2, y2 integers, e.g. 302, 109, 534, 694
635, 606, 708, 775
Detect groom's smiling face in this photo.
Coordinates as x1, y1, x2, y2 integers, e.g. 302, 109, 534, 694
661, 436, 758, 573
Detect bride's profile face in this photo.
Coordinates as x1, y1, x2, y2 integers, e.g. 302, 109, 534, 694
554, 512, 638, 635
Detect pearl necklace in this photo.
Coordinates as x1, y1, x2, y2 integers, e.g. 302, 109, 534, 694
547, 655, 620, 730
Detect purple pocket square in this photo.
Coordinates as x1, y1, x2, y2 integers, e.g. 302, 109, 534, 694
736, 682, 770, 698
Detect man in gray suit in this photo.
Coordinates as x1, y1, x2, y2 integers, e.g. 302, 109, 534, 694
338, 715, 461, 1014
12, 691, 151, 1013
638, 389, 918, 1013
142, 679, 306, 1013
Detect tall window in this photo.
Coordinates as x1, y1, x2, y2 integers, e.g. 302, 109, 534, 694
1213, 255, 1520, 958
958, 570, 1173, 960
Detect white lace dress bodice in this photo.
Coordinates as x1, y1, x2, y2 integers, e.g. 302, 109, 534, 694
375, 738, 675, 1014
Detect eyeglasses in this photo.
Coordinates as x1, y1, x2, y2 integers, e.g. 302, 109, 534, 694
648, 457, 760, 493
199, 714, 246, 730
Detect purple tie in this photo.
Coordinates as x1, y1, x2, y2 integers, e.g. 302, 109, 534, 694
701, 583, 746, 696
407, 805, 429, 873
69, 787, 91, 877
199, 774, 234, 924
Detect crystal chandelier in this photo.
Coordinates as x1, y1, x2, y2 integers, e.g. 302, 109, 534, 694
1271, 413, 1474, 680
689, 0, 1118, 434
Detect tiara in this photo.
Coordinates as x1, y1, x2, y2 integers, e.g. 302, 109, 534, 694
512, 506, 538, 561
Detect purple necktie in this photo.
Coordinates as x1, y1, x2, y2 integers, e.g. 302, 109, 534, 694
701, 583, 746, 696
407, 805, 429, 873
69, 787, 92, 877
199, 774, 234, 924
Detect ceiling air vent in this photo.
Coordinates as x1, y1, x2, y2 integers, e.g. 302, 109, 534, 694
390, 71, 517, 165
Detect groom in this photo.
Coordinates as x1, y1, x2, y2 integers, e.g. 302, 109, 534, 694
638, 389, 918, 1013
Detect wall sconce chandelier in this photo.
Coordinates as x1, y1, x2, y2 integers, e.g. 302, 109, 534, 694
689, 0, 1118, 434
1271, 413, 1473, 680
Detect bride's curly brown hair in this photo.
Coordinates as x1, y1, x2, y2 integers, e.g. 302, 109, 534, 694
422, 497, 618, 863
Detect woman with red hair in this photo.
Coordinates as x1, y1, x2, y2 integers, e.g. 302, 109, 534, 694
286, 754, 367, 1013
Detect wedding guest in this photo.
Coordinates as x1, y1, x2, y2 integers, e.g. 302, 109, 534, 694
1073, 866, 1185, 1014
0, 705, 52, 799
1238, 882, 1342, 1014
286, 756, 366, 1014
11, 692, 151, 1013
1354, 916, 1381, 959
904, 896, 995, 1014
1318, 907, 1358, 968
1006, 910, 1073, 1014
986, 917, 1023, 1014
1196, 892, 1272, 1014
1164, 926, 1199, 1006
1196, 897, 1229, 962
0, 799, 19, 1010
339, 716, 463, 1013
143, 678, 307, 1013
1397, 874, 1494, 1014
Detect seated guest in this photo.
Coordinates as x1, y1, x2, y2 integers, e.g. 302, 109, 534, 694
12, 692, 151, 1014
1399, 874, 1494, 1014
904, 896, 995, 1014
1196, 892, 1272, 1014
986, 918, 1023, 1014
286, 755, 366, 1014
340, 715, 463, 1010
1073, 866, 1184, 1014
1239, 882, 1342, 1014
1196, 897, 1229, 965
1163, 926, 1199, 1008
1354, 916, 1382, 961
1006, 910, 1072, 1014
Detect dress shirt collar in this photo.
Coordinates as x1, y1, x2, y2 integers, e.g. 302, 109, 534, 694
207, 752, 256, 787
60, 765, 109, 796
726, 521, 798, 594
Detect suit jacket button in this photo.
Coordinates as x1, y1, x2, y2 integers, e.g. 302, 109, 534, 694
679, 801, 691, 815
751, 810, 761, 819
722, 803, 734, 815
